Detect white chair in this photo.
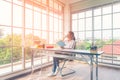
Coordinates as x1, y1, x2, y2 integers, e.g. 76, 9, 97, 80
57, 42, 76, 76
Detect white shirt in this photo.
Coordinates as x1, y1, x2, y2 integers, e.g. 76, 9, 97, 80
64, 40, 75, 49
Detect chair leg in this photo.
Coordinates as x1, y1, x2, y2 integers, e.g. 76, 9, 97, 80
59, 59, 76, 77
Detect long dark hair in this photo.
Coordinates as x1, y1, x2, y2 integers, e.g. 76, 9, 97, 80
69, 31, 75, 40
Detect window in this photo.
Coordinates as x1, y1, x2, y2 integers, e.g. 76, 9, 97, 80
72, 2, 120, 65
0, 0, 64, 76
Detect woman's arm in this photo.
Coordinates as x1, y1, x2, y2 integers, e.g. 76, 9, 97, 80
62, 40, 75, 49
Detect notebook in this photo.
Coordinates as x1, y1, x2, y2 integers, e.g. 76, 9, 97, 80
56, 40, 65, 47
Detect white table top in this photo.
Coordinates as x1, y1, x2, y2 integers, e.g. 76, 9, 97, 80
31, 48, 104, 56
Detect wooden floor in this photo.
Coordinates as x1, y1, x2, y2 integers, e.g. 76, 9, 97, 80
15, 61, 120, 80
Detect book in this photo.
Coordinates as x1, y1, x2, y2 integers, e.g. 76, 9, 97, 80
56, 40, 65, 47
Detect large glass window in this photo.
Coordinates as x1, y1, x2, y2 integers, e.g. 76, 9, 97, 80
0, 0, 64, 76
72, 2, 120, 65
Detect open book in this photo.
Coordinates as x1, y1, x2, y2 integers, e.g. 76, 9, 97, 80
56, 40, 65, 47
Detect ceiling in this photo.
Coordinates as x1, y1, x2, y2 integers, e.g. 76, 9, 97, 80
66, 0, 84, 4
60, 0, 84, 4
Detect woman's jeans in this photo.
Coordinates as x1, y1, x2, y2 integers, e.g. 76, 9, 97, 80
52, 57, 61, 73
52, 53, 71, 73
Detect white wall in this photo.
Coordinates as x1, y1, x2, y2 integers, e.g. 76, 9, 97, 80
59, 0, 84, 34
68, 0, 84, 4
58, 0, 70, 34
64, 2, 70, 34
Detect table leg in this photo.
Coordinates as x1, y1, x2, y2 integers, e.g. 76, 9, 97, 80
96, 55, 98, 80
40, 55, 43, 74
90, 55, 93, 80
31, 50, 34, 73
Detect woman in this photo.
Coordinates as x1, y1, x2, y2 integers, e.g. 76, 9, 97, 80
49, 31, 76, 76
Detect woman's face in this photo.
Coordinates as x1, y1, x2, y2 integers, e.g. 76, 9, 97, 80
67, 33, 72, 40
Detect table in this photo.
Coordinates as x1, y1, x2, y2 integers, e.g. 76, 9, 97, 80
31, 48, 103, 80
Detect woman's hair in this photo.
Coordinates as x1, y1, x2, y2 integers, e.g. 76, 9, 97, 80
69, 31, 75, 40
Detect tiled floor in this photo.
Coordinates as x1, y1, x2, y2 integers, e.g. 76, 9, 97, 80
15, 61, 120, 80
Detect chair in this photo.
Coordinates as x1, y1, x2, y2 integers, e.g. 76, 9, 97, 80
58, 42, 76, 77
